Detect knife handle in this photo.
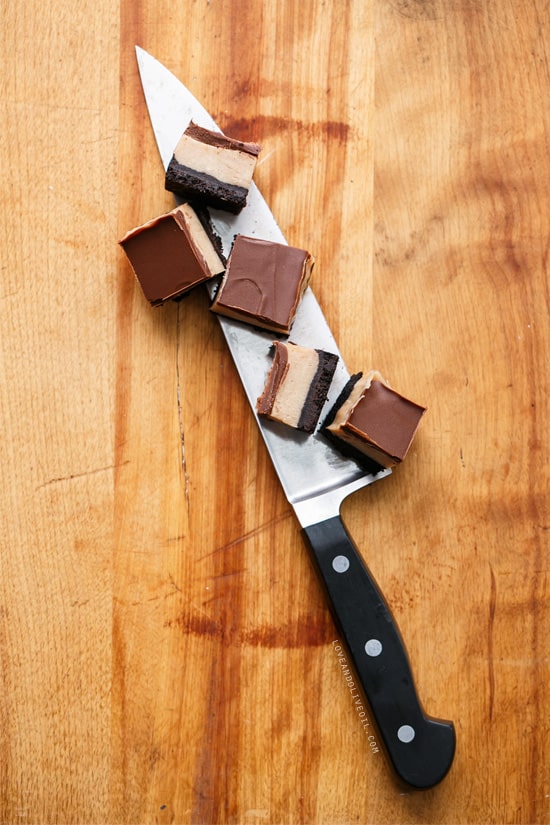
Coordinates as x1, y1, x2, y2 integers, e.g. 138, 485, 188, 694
302, 515, 455, 789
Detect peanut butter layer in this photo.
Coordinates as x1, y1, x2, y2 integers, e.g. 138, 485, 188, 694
210, 235, 314, 334
119, 203, 225, 306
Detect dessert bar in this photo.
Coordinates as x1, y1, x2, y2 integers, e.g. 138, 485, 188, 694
323, 371, 426, 468
119, 203, 225, 306
257, 341, 338, 433
165, 121, 261, 213
210, 235, 314, 334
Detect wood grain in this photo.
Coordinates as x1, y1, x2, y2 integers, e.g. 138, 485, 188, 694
1, 0, 549, 822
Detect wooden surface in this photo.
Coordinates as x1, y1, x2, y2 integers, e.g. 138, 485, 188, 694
1, 1, 549, 822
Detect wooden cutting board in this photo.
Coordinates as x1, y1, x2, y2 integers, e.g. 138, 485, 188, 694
1, 1, 549, 822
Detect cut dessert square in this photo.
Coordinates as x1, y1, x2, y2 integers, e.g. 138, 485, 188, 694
119, 203, 225, 306
256, 341, 339, 433
165, 121, 261, 213
210, 235, 314, 334
323, 371, 426, 468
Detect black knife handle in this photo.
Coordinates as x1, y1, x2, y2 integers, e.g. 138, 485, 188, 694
302, 515, 455, 789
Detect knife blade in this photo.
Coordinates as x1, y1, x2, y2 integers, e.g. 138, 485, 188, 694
134, 46, 455, 789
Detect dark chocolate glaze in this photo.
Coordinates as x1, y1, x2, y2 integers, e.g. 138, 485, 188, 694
212, 236, 312, 333
185, 122, 261, 156
256, 342, 288, 416
347, 380, 426, 461
120, 212, 214, 305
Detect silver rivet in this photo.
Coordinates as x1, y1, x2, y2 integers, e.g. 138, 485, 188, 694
332, 555, 350, 573
397, 725, 416, 743
365, 639, 383, 657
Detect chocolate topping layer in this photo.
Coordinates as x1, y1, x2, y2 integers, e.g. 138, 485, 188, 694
256, 343, 289, 416
323, 372, 426, 469
119, 204, 225, 306
211, 235, 314, 334
184, 122, 261, 156
347, 379, 425, 462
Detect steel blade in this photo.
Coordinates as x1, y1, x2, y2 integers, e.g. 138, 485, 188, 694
135, 46, 390, 524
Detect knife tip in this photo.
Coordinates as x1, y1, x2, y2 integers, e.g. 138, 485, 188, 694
135, 44, 150, 64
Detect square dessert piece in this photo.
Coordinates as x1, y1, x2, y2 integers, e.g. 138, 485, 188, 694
323, 371, 426, 468
210, 235, 314, 334
119, 203, 225, 306
256, 341, 339, 434
165, 121, 261, 214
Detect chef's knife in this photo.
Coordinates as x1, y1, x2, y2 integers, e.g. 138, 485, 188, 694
134, 46, 456, 789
